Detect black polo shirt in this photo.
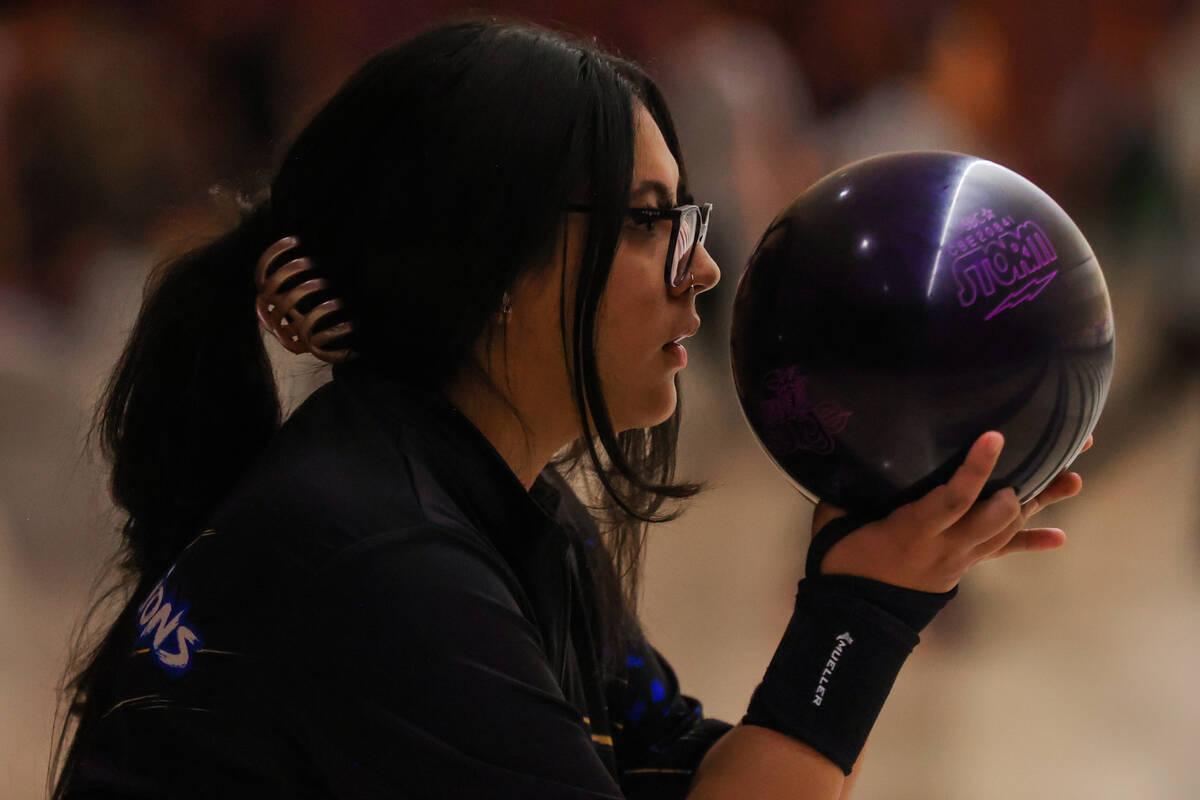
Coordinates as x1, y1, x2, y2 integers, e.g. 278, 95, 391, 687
64, 363, 732, 798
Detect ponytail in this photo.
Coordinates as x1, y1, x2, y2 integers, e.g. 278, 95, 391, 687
98, 200, 281, 578
50, 200, 281, 796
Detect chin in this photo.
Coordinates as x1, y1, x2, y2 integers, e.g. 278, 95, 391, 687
615, 382, 678, 432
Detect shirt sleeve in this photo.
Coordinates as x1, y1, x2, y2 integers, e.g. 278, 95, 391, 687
605, 632, 734, 799
283, 523, 626, 799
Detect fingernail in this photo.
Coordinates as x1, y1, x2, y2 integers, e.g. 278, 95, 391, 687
986, 432, 1004, 456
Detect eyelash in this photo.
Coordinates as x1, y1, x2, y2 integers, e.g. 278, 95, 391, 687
627, 207, 672, 233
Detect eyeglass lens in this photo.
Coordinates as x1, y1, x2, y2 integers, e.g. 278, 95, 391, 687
672, 206, 699, 286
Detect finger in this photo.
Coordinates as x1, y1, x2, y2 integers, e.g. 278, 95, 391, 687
1021, 472, 1083, 520
812, 500, 847, 535
951, 485, 1022, 547
1052, 435, 1091, 477
980, 527, 1067, 560
970, 505, 1026, 559
895, 432, 1004, 534
1050, 436, 1092, 479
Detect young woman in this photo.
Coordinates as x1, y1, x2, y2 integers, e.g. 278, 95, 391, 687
53, 18, 1088, 799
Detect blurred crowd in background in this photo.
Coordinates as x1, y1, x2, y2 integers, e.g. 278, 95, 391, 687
2, 1, 1199, 798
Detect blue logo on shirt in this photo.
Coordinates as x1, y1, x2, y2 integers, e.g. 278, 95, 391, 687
135, 568, 202, 672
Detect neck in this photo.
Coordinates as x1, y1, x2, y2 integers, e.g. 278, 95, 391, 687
442, 369, 574, 491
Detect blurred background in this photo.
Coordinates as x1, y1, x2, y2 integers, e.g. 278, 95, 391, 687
2, 0, 1198, 797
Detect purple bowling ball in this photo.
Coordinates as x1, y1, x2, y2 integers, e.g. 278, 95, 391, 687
731, 151, 1115, 516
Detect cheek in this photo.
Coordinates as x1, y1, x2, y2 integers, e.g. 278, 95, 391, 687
597, 255, 660, 360
594, 254, 677, 428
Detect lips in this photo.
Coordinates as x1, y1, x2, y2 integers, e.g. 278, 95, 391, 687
664, 323, 700, 349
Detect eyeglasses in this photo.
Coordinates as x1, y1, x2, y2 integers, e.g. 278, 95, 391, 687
567, 202, 713, 288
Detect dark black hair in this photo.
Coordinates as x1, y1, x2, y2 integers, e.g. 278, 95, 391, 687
52, 17, 702, 795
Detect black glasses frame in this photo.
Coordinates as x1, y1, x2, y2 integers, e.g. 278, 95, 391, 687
567, 202, 713, 288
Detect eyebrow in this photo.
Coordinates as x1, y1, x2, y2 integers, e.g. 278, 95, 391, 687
630, 179, 679, 208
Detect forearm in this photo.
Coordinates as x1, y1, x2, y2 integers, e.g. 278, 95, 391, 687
684, 536, 951, 798
685, 724, 845, 800
837, 737, 867, 799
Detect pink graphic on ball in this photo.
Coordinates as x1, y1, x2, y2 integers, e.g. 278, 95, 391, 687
760, 367, 853, 456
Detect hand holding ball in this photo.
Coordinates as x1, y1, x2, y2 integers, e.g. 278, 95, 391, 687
731, 151, 1114, 523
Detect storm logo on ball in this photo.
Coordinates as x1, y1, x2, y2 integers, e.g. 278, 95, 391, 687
948, 211, 1059, 320
760, 366, 852, 456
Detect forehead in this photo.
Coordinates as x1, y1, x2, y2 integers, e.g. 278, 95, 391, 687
632, 104, 680, 200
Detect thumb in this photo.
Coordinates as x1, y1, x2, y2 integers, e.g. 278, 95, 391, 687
812, 500, 848, 535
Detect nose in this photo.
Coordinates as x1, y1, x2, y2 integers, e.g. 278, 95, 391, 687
671, 245, 721, 297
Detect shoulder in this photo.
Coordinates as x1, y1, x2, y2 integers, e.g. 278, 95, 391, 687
306, 523, 542, 654
205, 380, 437, 560
126, 519, 532, 684
150, 378, 536, 659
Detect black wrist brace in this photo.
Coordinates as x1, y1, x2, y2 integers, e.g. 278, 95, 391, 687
741, 514, 957, 775
805, 511, 882, 580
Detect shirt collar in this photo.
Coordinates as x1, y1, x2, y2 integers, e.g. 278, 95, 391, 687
330, 362, 571, 560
